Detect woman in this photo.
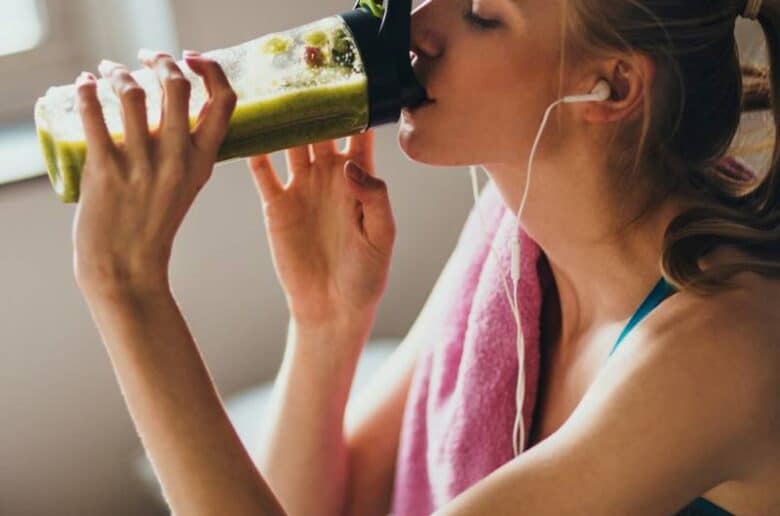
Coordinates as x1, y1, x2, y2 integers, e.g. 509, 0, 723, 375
72, 0, 779, 514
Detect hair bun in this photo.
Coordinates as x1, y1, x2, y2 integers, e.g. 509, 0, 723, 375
741, 63, 771, 111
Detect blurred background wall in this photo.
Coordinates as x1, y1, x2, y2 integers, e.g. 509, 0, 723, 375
0, 0, 476, 514
0, 1, 768, 514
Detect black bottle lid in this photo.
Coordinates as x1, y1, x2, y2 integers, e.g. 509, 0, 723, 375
340, 0, 427, 127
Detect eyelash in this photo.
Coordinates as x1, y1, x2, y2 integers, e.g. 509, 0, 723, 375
462, 9, 501, 30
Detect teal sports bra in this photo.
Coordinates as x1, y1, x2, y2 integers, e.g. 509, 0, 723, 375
609, 278, 734, 516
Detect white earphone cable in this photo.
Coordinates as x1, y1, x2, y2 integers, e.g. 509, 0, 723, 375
511, 97, 566, 456
468, 166, 520, 321
467, 82, 609, 458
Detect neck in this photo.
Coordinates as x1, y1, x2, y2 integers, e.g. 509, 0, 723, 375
484, 160, 690, 347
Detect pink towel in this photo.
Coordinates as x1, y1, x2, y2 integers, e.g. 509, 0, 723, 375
391, 178, 546, 515
390, 157, 757, 515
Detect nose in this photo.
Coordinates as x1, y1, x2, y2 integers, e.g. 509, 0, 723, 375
410, 1, 444, 59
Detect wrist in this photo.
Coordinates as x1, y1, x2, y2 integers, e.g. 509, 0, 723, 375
78, 273, 173, 306
74, 251, 171, 301
289, 310, 376, 361
290, 308, 376, 338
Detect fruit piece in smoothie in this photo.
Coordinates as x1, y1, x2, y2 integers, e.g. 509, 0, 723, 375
304, 46, 325, 67
303, 30, 328, 47
261, 35, 292, 55
331, 29, 356, 69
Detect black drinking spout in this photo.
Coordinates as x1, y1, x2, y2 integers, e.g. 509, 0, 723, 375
378, 0, 410, 48
341, 0, 427, 127
378, 0, 427, 108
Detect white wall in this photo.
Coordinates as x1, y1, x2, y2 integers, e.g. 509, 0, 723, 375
0, 0, 476, 513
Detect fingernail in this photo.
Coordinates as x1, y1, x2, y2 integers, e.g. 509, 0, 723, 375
98, 59, 120, 76
182, 49, 201, 57
137, 48, 156, 62
346, 161, 365, 185
76, 71, 95, 84
137, 48, 172, 62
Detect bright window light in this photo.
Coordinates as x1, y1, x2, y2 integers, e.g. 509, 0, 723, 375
0, 0, 45, 57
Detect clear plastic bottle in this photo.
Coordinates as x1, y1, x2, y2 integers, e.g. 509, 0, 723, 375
34, 0, 425, 202
35, 16, 371, 202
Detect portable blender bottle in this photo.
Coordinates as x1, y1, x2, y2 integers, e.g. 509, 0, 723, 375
34, 0, 426, 202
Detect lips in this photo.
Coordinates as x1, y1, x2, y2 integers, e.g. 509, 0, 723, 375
401, 97, 434, 115
409, 50, 434, 102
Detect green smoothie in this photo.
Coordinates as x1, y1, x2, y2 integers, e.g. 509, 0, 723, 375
34, 16, 369, 203
36, 79, 367, 203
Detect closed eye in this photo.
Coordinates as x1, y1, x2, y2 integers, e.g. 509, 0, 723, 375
462, 9, 502, 30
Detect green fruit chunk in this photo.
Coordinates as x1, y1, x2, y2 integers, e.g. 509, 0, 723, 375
261, 35, 291, 55
331, 29, 356, 68
303, 30, 328, 47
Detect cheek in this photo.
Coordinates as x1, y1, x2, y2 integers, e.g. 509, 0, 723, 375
397, 40, 558, 165
397, 96, 528, 166
400, 77, 530, 162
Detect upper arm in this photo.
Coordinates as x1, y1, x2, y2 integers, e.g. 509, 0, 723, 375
436, 302, 778, 516
342, 239, 469, 516
340, 325, 422, 516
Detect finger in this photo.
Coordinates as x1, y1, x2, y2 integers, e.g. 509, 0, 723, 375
97, 59, 149, 159
138, 49, 191, 147
285, 145, 311, 175
247, 155, 284, 203
310, 139, 337, 162
184, 51, 238, 157
75, 72, 116, 163
344, 161, 395, 252
345, 129, 375, 174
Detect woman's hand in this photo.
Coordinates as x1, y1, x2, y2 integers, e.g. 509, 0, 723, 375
73, 50, 237, 297
248, 132, 396, 328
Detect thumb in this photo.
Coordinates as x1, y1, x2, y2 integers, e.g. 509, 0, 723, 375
344, 161, 396, 251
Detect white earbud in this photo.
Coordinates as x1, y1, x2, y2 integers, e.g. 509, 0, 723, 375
468, 79, 613, 458
562, 80, 612, 104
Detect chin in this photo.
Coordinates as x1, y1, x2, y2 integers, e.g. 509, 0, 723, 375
397, 125, 430, 164
397, 122, 471, 167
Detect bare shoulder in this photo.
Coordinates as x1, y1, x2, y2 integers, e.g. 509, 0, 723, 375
658, 245, 780, 351
633, 250, 780, 465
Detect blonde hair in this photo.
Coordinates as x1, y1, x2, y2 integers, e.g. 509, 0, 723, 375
564, 0, 780, 294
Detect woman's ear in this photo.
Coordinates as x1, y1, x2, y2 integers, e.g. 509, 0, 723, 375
583, 53, 655, 124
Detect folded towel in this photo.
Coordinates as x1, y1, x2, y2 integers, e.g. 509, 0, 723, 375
390, 157, 757, 515
391, 177, 545, 515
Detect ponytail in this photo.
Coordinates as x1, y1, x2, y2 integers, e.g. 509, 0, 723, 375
662, 0, 780, 294
566, 0, 780, 295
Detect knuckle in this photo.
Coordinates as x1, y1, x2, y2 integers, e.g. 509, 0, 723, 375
164, 74, 190, 93
85, 158, 115, 182
127, 168, 152, 188
76, 83, 97, 102
199, 57, 220, 72
222, 88, 238, 105
120, 84, 146, 102
218, 90, 238, 112
161, 166, 186, 186
114, 69, 133, 83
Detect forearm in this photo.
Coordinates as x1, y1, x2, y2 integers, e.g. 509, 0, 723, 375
83, 286, 285, 516
257, 315, 374, 516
